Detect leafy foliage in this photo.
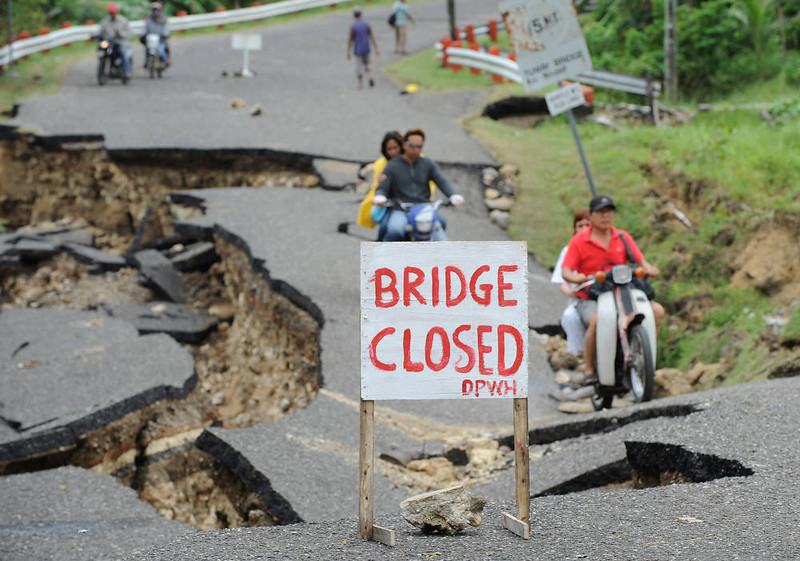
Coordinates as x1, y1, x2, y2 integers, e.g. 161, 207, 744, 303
582, 0, 791, 98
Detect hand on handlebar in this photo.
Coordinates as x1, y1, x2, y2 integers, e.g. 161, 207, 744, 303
373, 194, 387, 206
449, 194, 465, 206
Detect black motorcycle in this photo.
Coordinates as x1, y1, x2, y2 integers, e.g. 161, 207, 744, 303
95, 36, 129, 85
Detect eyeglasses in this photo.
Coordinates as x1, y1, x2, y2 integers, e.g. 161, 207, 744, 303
406, 142, 423, 149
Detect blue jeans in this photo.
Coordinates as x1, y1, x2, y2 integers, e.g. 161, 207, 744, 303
383, 209, 447, 242
120, 44, 133, 76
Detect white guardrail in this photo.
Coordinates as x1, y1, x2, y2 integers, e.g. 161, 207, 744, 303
0, 0, 342, 68
439, 22, 660, 98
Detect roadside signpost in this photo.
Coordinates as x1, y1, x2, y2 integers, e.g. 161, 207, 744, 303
499, 0, 597, 195
359, 241, 530, 544
231, 33, 261, 78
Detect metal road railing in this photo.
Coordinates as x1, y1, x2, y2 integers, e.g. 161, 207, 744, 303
0, 0, 342, 68
440, 46, 661, 98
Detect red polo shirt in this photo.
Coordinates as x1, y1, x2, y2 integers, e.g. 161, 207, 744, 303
563, 226, 644, 299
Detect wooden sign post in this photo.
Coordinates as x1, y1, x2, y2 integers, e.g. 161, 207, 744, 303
359, 241, 531, 545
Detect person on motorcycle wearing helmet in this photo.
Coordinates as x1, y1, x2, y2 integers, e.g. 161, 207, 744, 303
142, 2, 171, 67
561, 195, 665, 382
374, 129, 464, 241
99, 3, 133, 78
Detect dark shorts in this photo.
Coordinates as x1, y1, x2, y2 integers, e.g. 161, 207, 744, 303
355, 53, 370, 75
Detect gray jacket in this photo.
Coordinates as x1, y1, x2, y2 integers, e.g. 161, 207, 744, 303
144, 15, 170, 38
99, 15, 131, 44
376, 156, 454, 204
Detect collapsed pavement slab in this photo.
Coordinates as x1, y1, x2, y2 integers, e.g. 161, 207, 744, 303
0, 309, 196, 465
127, 378, 800, 561
101, 302, 218, 343
131, 249, 189, 303
63, 243, 128, 271
169, 241, 218, 272
0, 466, 190, 561
196, 391, 416, 523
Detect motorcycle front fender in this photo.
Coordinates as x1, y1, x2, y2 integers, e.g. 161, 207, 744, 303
631, 288, 657, 361
596, 291, 617, 386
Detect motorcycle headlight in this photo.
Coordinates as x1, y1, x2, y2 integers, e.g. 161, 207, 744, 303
611, 265, 632, 284
415, 219, 433, 234
99, 40, 109, 48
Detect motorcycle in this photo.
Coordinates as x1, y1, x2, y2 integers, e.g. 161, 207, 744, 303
144, 33, 167, 79
379, 198, 450, 241
576, 264, 657, 410
95, 36, 129, 85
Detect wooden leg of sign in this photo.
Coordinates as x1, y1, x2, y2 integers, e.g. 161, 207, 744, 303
359, 399, 374, 540
359, 400, 396, 546
501, 397, 531, 539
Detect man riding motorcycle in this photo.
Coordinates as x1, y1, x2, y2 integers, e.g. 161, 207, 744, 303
374, 129, 464, 241
561, 195, 665, 383
99, 3, 132, 80
141, 2, 171, 68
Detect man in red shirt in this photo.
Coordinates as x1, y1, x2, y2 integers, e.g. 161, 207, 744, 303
562, 195, 665, 380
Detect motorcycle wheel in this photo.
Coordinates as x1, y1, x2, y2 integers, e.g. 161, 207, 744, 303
97, 58, 107, 86
627, 324, 655, 403
147, 55, 155, 79
122, 75, 129, 85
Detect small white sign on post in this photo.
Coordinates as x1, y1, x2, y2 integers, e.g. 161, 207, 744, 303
360, 242, 528, 401
498, 0, 592, 92
231, 33, 262, 78
545, 83, 586, 116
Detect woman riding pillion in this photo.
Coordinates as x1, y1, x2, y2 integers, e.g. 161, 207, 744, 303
373, 129, 464, 241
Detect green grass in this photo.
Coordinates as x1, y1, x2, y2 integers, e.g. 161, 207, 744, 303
784, 306, 800, 345
0, 43, 95, 114
383, 32, 522, 93
465, 96, 800, 378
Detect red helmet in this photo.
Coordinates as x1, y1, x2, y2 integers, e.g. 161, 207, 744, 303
107, 3, 119, 14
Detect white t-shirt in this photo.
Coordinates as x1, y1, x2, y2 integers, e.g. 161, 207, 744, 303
551, 246, 568, 284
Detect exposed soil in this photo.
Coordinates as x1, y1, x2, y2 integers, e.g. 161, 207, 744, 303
0, 137, 319, 251
0, 136, 323, 530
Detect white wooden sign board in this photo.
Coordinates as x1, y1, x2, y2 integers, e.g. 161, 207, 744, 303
498, 0, 592, 92
360, 241, 528, 401
545, 83, 586, 116
232, 33, 262, 50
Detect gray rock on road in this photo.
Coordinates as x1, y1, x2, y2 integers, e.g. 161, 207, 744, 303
401, 484, 486, 535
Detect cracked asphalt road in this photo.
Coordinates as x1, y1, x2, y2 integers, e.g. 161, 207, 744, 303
10, 0, 501, 163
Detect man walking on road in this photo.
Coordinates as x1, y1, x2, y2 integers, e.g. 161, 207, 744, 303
390, 0, 415, 54
347, 8, 380, 89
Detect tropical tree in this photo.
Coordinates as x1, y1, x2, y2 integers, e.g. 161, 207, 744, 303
730, 0, 777, 55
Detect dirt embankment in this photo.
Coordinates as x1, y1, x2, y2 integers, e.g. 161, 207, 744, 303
0, 137, 319, 250
0, 135, 326, 530
644, 163, 800, 384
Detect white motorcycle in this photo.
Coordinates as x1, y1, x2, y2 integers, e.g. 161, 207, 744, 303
144, 33, 167, 79
577, 264, 657, 410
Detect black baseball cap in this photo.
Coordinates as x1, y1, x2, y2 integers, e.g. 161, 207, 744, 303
589, 195, 616, 213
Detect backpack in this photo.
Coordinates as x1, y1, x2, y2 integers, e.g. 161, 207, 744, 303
388, 11, 397, 27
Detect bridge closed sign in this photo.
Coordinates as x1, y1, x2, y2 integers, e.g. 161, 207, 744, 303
360, 242, 528, 401
499, 0, 592, 92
